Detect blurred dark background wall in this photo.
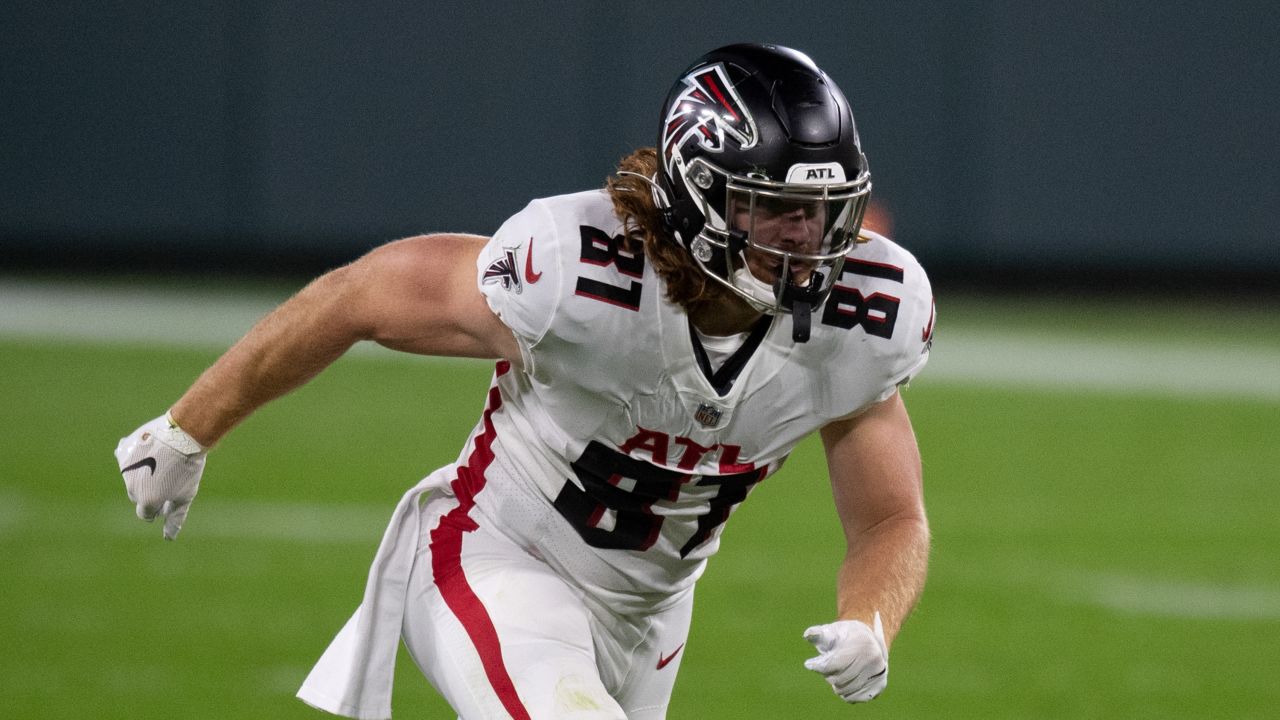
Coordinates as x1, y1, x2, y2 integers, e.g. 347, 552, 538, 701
3, 1, 1277, 289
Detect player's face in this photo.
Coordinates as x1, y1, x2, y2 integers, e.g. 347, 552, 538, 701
730, 195, 826, 286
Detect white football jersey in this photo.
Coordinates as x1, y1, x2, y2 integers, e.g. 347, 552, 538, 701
473, 189, 934, 605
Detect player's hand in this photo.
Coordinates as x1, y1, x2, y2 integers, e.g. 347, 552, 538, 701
803, 612, 889, 703
114, 412, 208, 540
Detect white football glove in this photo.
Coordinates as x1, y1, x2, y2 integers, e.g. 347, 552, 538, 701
114, 412, 208, 540
803, 612, 889, 703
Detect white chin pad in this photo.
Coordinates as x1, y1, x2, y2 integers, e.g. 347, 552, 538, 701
731, 263, 780, 307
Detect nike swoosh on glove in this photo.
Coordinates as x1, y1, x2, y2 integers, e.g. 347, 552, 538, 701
114, 412, 207, 540
803, 611, 889, 703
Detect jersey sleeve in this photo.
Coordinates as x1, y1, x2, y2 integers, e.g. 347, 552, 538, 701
475, 199, 566, 351
826, 230, 934, 409
880, 253, 934, 401
872, 234, 934, 403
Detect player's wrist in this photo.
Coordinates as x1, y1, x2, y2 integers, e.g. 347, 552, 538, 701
163, 410, 209, 455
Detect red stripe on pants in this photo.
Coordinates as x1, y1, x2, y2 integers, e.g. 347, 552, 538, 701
430, 363, 531, 720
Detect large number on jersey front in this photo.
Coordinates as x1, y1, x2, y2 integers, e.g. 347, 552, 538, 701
554, 442, 683, 552
821, 258, 904, 338
553, 441, 765, 556
574, 226, 645, 311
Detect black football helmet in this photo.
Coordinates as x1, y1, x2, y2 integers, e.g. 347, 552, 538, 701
655, 43, 871, 341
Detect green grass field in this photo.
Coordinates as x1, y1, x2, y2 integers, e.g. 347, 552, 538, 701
2, 280, 1278, 719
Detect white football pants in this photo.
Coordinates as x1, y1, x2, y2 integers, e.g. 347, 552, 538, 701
401, 489, 694, 720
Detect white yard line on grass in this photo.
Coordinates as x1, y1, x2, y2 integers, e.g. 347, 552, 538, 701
0, 487, 392, 544
0, 276, 448, 362
1, 487, 388, 545
0, 277, 285, 351
105, 497, 395, 544
1067, 573, 1280, 621
4, 277, 1279, 399
924, 329, 1280, 401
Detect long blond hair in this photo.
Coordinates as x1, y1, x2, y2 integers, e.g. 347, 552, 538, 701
605, 147, 735, 315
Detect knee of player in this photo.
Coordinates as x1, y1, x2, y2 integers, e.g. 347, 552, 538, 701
531, 670, 628, 720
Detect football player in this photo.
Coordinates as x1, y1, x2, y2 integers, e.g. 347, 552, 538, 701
116, 43, 934, 719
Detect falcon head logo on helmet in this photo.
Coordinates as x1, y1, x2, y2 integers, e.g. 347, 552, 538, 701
660, 64, 758, 178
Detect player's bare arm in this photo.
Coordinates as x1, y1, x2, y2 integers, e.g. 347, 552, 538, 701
800, 390, 928, 702
171, 233, 519, 446
820, 390, 930, 644
115, 233, 518, 539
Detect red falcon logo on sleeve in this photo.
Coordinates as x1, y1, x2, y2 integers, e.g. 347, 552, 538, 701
661, 63, 758, 177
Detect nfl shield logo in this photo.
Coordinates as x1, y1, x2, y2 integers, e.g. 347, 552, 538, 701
693, 402, 722, 427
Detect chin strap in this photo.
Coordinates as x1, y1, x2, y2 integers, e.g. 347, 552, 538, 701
790, 299, 813, 342
777, 270, 825, 343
